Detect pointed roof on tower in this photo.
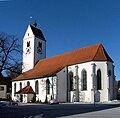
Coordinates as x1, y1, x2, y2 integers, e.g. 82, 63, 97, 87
30, 24, 46, 41
13, 43, 113, 81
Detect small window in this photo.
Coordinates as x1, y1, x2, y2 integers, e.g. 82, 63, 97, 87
27, 81, 30, 86
27, 41, 30, 47
0, 86, 4, 91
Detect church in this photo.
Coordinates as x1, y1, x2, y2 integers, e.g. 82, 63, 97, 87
12, 24, 116, 103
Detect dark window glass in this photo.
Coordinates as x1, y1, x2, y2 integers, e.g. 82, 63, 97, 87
46, 79, 50, 94
35, 80, 39, 94
97, 69, 102, 90
38, 42, 42, 49
0, 87, 4, 91
20, 82, 22, 90
82, 70, 87, 90
27, 41, 30, 47
69, 72, 73, 91
27, 81, 30, 86
14, 83, 16, 94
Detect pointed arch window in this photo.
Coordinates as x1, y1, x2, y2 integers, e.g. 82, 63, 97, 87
14, 83, 16, 94
69, 72, 73, 91
46, 79, 50, 94
20, 82, 22, 90
81, 70, 87, 90
97, 69, 102, 90
35, 80, 39, 94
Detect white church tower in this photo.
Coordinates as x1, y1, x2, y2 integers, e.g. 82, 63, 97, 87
22, 22, 46, 72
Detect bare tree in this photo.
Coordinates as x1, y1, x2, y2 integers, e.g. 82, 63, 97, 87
0, 32, 22, 78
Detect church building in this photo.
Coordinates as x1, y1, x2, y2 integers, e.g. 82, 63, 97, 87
12, 24, 116, 103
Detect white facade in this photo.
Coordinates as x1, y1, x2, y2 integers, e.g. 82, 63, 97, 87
12, 77, 57, 103
22, 25, 46, 72
12, 61, 115, 103
67, 61, 115, 103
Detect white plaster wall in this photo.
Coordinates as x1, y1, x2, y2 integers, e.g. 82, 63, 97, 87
38, 76, 57, 102
34, 37, 46, 64
22, 25, 46, 72
27, 94, 34, 102
12, 79, 35, 102
68, 61, 114, 102
12, 61, 114, 103
12, 76, 57, 103
0, 85, 6, 99
57, 67, 68, 102
68, 62, 93, 102
22, 25, 35, 72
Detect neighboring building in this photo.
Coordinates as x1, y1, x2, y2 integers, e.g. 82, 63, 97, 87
117, 80, 120, 99
12, 24, 116, 103
0, 75, 11, 100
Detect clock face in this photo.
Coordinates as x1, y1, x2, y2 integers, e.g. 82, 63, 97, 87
37, 47, 42, 54
26, 47, 31, 54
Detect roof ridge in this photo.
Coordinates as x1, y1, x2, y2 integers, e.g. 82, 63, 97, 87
92, 44, 101, 60
37, 43, 100, 61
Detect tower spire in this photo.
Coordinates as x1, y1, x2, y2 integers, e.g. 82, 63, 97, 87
33, 20, 37, 27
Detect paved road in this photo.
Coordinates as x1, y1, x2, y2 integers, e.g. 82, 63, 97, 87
0, 102, 120, 118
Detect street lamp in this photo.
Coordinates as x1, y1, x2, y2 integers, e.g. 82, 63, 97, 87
93, 85, 96, 106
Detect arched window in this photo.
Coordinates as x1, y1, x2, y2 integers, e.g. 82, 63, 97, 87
35, 80, 39, 94
69, 72, 73, 91
14, 83, 16, 94
97, 69, 102, 90
46, 79, 50, 94
20, 82, 22, 90
81, 69, 87, 90
27, 81, 30, 86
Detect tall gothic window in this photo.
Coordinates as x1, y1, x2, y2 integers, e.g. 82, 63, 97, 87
69, 72, 73, 91
97, 69, 102, 90
14, 83, 16, 94
81, 69, 87, 90
20, 82, 22, 90
35, 80, 39, 94
46, 79, 50, 94
27, 81, 30, 86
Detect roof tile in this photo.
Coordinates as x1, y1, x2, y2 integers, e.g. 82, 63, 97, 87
14, 44, 113, 81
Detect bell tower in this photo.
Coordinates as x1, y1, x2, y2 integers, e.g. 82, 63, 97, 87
22, 22, 46, 72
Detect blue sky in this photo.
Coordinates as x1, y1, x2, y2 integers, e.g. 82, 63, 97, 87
0, 0, 120, 80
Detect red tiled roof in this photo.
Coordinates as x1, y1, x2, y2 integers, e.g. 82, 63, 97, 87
14, 44, 113, 81
30, 25, 46, 41
15, 85, 35, 94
